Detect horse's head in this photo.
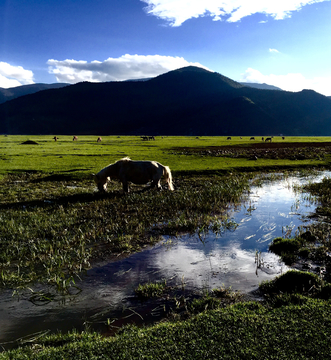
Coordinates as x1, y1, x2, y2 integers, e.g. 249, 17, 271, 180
93, 173, 107, 193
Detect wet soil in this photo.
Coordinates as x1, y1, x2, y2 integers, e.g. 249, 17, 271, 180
174, 142, 331, 160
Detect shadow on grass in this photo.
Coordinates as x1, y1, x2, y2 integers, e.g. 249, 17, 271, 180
0, 186, 160, 210
0, 191, 119, 210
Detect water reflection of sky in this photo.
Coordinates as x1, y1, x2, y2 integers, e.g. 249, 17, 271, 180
0, 172, 329, 345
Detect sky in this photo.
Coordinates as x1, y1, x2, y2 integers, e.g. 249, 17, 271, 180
1, 0, 331, 95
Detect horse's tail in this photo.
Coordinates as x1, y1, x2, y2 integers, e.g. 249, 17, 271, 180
163, 165, 174, 191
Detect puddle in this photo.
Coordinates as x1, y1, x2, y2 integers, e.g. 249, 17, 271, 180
0, 171, 329, 347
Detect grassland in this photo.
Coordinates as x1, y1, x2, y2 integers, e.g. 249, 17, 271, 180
1, 135, 330, 289
1, 135, 331, 358
1, 135, 330, 176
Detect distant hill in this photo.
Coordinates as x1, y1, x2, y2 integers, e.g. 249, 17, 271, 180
0, 83, 68, 104
0, 66, 331, 136
240, 82, 282, 91
124, 78, 152, 82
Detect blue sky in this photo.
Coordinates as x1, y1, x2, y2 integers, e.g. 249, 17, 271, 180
1, 0, 331, 95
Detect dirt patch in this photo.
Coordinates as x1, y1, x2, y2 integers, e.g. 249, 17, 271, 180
21, 140, 39, 145
173, 142, 331, 160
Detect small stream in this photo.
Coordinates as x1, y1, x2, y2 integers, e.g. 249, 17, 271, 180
0, 171, 328, 348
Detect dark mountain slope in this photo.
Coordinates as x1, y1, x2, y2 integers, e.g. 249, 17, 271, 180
0, 83, 68, 104
239, 87, 331, 135
240, 82, 282, 91
0, 66, 331, 136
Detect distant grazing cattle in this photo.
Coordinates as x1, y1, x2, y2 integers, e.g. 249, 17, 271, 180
141, 136, 149, 141
265, 137, 272, 142
250, 137, 255, 140
227, 137, 231, 140
282, 136, 285, 140
53, 136, 58, 141
149, 136, 155, 140
97, 137, 102, 142
73, 136, 78, 141
262, 137, 264, 141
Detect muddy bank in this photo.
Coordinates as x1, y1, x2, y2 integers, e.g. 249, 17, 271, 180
174, 142, 331, 160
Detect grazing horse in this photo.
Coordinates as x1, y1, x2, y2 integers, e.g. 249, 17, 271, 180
97, 137, 102, 142
53, 136, 58, 141
227, 137, 231, 140
250, 137, 255, 140
94, 157, 174, 193
265, 137, 272, 142
73, 136, 78, 141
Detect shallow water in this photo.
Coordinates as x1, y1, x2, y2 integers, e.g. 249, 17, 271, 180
0, 171, 328, 348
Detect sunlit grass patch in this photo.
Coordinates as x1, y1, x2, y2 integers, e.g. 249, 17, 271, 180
260, 270, 322, 296
269, 237, 304, 265
135, 280, 168, 299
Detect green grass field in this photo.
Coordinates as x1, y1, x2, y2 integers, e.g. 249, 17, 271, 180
1, 135, 330, 176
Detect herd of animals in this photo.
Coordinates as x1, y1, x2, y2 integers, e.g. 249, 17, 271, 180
52, 135, 285, 142
227, 136, 285, 142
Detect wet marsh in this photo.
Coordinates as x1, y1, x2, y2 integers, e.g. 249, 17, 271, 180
0, 171, 251, 290
0, 169, 329, 348
1, 135, 331, 357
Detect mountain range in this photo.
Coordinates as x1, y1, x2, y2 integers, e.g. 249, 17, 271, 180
0, 83, 68, 105
0, 66, 330, 136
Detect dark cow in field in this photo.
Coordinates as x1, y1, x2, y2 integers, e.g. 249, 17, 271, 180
227, 137, 231, 140
53, 136, 58, 141
250, 137, 255, 140
97, 137, 102, 142
141, 136, 155, 141
265, 137, 272, 142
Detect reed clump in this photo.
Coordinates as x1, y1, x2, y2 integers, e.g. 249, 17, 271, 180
134, 280, 168, 299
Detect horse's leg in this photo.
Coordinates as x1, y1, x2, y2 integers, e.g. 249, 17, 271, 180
151, 181, 161, 190
122, 181, 129, 193
151, 174, 162, 190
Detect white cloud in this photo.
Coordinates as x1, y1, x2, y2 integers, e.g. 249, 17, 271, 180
140, 0, 330, 26
240, 67, 331, 96
269, 48, 279, 53
0, 62, 34, 88
47, 54, 209, 83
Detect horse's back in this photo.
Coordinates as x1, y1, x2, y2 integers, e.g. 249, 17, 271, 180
119, 160, 161, 184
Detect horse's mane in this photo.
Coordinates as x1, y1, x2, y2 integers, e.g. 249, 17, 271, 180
98, 157, 131, 177
116, 156, 131, 163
